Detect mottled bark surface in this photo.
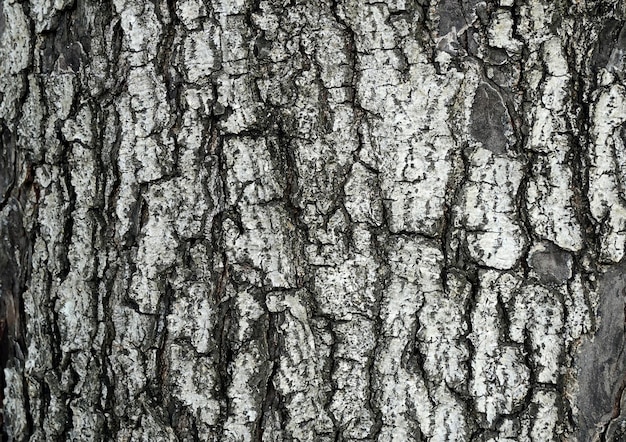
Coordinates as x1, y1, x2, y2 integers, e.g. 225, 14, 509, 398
2, 0, 626, 440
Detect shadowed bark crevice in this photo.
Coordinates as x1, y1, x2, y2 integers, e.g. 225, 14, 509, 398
3, 0, 626, 440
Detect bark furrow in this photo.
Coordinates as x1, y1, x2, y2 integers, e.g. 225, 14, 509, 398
1, 0, 626, 441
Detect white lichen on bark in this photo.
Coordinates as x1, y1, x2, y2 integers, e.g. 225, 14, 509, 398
2, 0, 626, 441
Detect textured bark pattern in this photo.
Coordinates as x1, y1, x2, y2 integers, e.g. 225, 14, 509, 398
1, 0, 626, 441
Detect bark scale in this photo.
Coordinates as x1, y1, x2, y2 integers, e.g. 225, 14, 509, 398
1, 0, 626, 441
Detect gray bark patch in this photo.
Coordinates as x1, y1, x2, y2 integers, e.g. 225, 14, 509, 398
0, 123, 15, 202
576, 262, 626, 441
438, 0, 480, 36
528, 243, 572, 285
40, 11, 86, 74
59, 42, 83, 73
592, 20, 623, 70
470, 83, 511, 154
608, 24, 626, 76
0, 2, 5, 39
438, 0, 465, 37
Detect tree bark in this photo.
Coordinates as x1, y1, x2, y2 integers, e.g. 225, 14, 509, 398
1, 0, 626, 440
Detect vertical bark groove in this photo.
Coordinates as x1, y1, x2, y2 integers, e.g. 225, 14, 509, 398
2, 0, 626, 441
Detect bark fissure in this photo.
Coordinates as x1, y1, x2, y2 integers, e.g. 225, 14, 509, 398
3, 0, 626, 440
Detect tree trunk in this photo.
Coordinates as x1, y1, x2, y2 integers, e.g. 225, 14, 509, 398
1, 0, 626, 440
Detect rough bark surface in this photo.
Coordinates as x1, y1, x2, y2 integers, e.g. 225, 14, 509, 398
1, 0, 626, 441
